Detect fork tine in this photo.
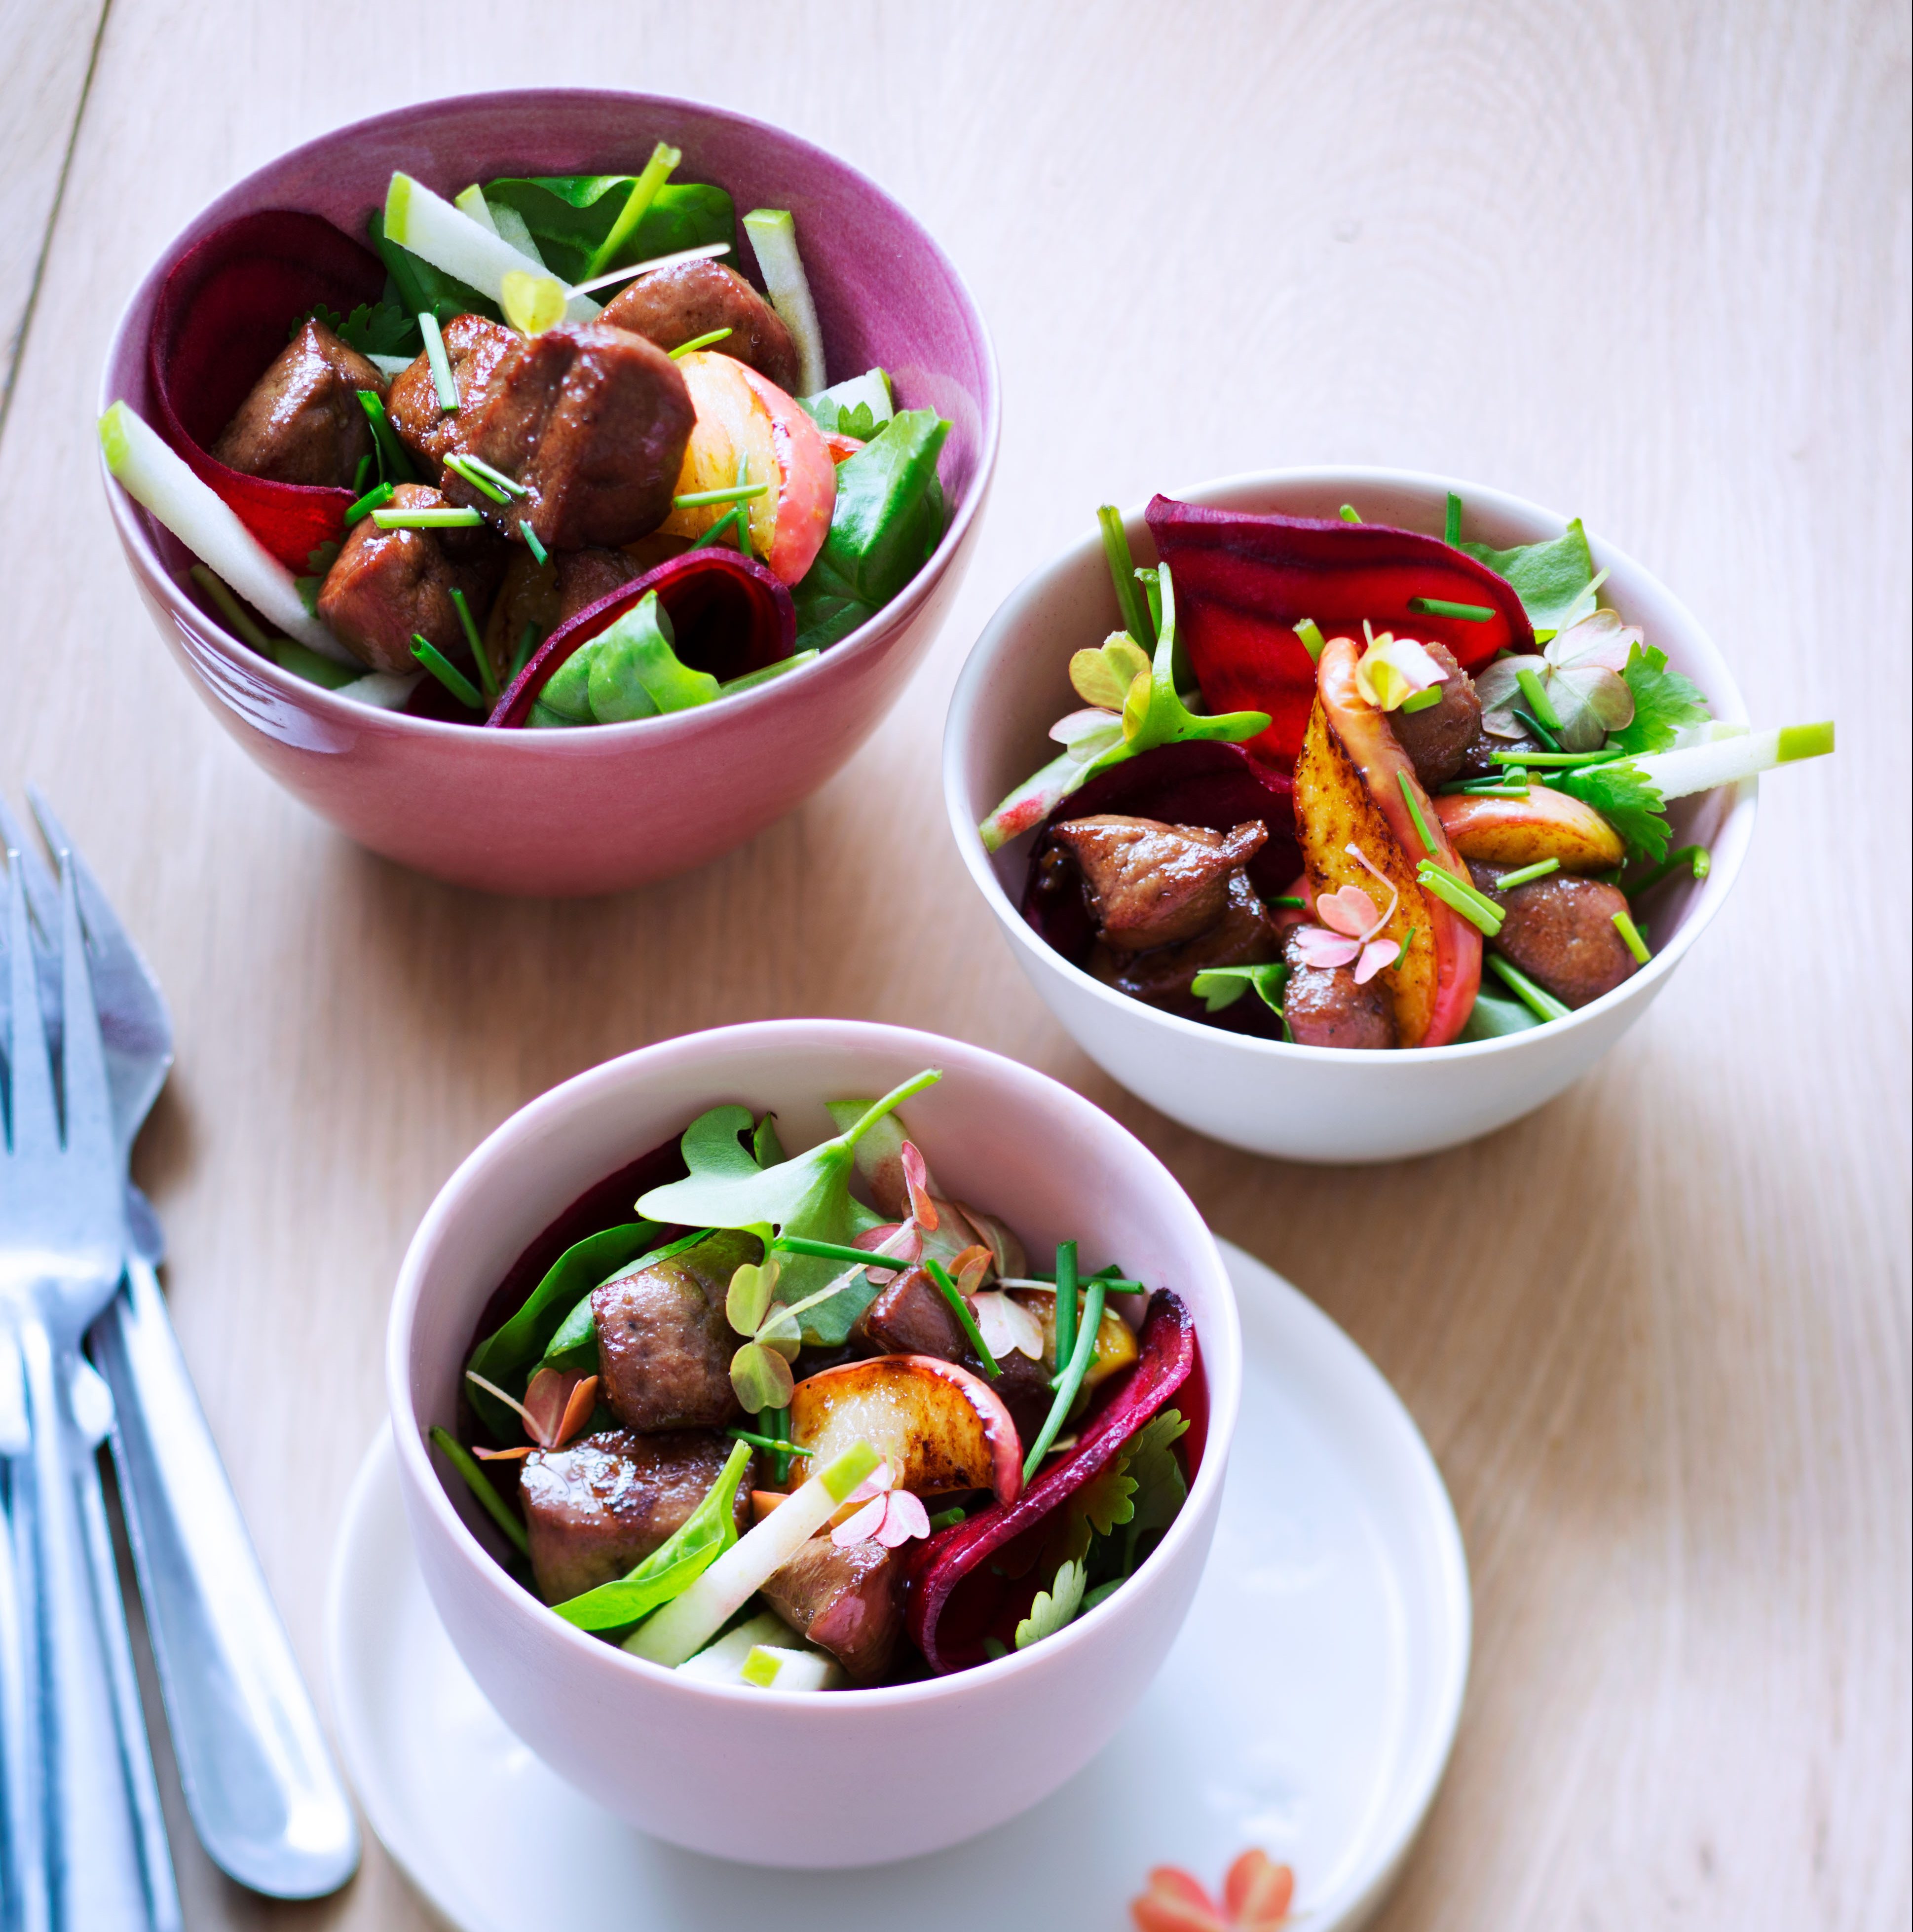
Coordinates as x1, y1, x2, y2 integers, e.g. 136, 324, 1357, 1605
55, 857, 115, 1166
0, 798, 55, 940
3, 851, 58, 1158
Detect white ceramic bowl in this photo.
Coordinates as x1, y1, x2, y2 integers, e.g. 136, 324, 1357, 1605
943, 468, 1756, 1163
387, 1020, 1241, 1867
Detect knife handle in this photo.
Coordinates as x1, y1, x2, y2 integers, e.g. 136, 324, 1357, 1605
88, 1260, 360, 1899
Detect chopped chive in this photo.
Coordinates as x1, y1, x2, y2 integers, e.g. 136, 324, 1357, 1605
760, 1406, 793, 1483
1400, 686, 1443, 713
584, 140, 682, 281
928, 1506, 967, 1531
1053, 1242, 1079, 1380
1438, 781, 1530, 798
1416, 860, 1504, 935
352, 452, 374, 494
689, 506, 742, 549
1513, 667, 1562, 733
1489, 747, 1625, 769
188, 564, 273, 650
419, 312, 458, 412
447, 451, 528, 499
1096, 505, 1155, 648
1339, 503, 1362, 523
509, 622, 540, 682
1295, 617, 1326, 663
1444, 491, 1462, 545
673, 481, 771, 509
718, 649, 820, 697
1510, 706, 1564, 752
772, 1234, 896, 1270
1023, 1275, 1108, 1480
345, 480, 395, 526
1393, 923, 1418, 967
1407, 595, 1495, 622
1624, 844, 1711, 896
1485, 951, 1570, 1022
732, 455, 752, 561
1612, 908, 1652, 965
450, 588, 495, 698
443, 453, 511, 504
429, 1428, 529, 1557
356, 389, 417, 483
1397, 769, 1439, 852
1494, 858, 1560, 890
670, 327, 734, 359
726, 1427, 809, 1457
922, 1257, 1001, 1378
412, 634, 483, 708
519, 520, 548, 564
372, 505, 484, 529
1270, 893, 1308, 908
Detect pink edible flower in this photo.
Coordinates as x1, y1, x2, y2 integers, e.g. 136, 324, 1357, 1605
465, 1366, 598, 1458
830, 1462, 933, 1550
1288, 850, 1401, 985
854, 1139, 942, 1284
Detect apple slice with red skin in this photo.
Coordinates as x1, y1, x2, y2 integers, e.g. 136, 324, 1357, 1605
1434, 786, 1625, 872
787, 1355, 1024, 1505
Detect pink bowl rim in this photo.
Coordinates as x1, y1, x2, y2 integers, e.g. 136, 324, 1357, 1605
384, 1018, 1242, 1707
942, 463, 1760, 1067
98, 87, 1001, 748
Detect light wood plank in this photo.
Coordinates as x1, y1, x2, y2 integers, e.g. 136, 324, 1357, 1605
1, 1, 1905, 1926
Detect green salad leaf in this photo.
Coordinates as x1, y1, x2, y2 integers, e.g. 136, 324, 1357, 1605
1605, 641, 1710, 757
368, 209, 498, 332
553, 1440, 751, 1632
295, 299, 419, 359
1013, 1557, 1087, 1650
480, 176, 735, 285
1457, 517, 1599, 635
1562, 758, 1671, 862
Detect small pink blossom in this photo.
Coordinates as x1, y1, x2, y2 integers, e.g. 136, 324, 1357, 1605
830, 1462, 932, 1549
1287, 845, 1402, 984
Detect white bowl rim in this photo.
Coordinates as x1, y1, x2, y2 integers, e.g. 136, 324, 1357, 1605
386, 1017, 1242, 1708
942, 463, 1759, 1067
98, 85, 1003, 747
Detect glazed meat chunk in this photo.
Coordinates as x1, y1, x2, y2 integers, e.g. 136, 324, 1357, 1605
1388, 639, 1483, 790
1277, 923, 1398, 1050
520, 1428, 752, 1604
760, 1535, 904, 1683
1050, 816, 1269, 952
211, 319, 384, 487
592, 1229, 756, 1433
1471, 863, 1639, 1008
315, 483, 509, 674
385, 314, 520, 471
601, 260, 801, 394
1095, 870, 1278, 1007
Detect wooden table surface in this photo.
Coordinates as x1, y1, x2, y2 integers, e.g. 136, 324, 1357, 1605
1, 1, 1906, 1925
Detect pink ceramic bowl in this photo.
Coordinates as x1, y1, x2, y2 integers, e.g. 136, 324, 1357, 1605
100, 91, 998, 896
387, 1020, 1241, 1866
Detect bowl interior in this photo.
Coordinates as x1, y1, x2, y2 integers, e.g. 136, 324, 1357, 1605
104, 88, 997, 725
392, 1022, 1240, 1682
948, 467, 1754, 1044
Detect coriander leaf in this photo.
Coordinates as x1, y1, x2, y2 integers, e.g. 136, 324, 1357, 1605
1459, 518, 1599, 634
1606, 642, 1710, 757
1123, 1409, 1190, 1537
1562, 759, 1670, 863
1013, 1557, 1087, 1650
294, 299, 420, 359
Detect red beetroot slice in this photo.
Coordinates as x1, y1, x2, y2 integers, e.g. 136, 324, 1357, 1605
1147, 494, 1535, 773
148, 210, 389, 570
904, 1290, 1198, 1674
1019, 741, 1301, 970
487, 549, 797, 728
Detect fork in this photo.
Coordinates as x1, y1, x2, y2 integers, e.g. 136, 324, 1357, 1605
1, 844, 153, 1927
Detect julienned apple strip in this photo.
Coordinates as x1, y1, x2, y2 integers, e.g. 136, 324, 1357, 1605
383, 172, 601, 323
1624, 722, 1834, 802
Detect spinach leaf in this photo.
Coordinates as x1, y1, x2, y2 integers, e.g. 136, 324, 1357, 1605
367, 210, 498, 331
481, 177, 735, 285
1458, 517, 1598, 635
553, 1440, 751, 1632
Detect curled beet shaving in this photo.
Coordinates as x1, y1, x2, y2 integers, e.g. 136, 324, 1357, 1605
1147, 494, 1535, 772
1018, 741, 1302, 969
148, 210, 388, 569
488, 548, 797, 728
904, 1291, 1198, 1674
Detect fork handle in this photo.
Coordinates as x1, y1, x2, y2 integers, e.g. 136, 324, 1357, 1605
16, 1319, 152, 1929
89, 1260, 361, 1899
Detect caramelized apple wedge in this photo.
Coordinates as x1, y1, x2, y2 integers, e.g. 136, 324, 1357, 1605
788, 1356, 1023, 1505
1005, 1290, 1138, 1392
1434, 787, 1625, 872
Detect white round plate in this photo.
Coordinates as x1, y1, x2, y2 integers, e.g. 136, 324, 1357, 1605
326, 1241, 1469, 1930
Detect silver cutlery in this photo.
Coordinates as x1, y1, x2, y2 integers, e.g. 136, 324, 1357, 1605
2, 797, 360, 1901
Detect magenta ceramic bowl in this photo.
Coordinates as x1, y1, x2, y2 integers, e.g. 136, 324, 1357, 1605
100, 91, 998, 896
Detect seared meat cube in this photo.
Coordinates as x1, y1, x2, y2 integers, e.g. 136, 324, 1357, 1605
1277, 923, 1398, 1050
385, 314, 520, 472
481, 547, 643, 685
441, 321, 695, 552
1388, 640, 1482, 790
1455, 722, 1549, 780
211, 319, 384, 487
601, 259, 801, 394
593, 1229, 756, 1433
760, 1534, 903, 1683
315, 483, 508, 674
1051, 816, 1269, 952
521, 1428, 752, 1604
1471, 863, 1639, 1008
1093, 870, 1278, 1006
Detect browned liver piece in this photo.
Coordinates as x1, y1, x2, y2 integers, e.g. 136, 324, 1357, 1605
760, 1535, 903, 1682
520, 1428, 752, 1604
433, 321, 695, 552
385, 314, 520, 472
211, 319, 384, 488
315, 483, 509, 674
1389, 639, 1483, 790
1471, 863, 1639, 1008
1277, 924, 1398, 1049
592, 1229, 755, 1433
601, 260, 801, 394
1093, 871, 1278, 1006
1455, 722, 1549, 780
1050, 816, 1269, 952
